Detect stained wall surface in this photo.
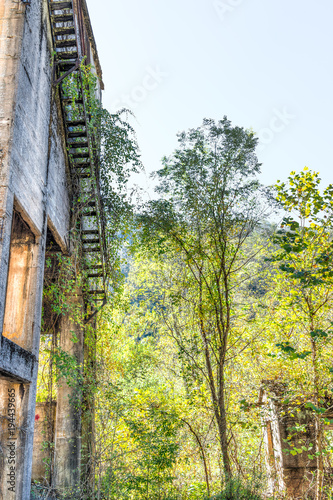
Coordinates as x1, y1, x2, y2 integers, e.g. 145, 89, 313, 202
5, 0, 71, 244
0, 0, 104, 498
31, 401, 56, 482
0, 1, 70, 498
0, 380, 29, 500
3, 212, 39, 351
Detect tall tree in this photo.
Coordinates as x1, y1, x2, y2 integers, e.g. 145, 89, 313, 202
138, 117, 270, 479
268, 168, 333, 500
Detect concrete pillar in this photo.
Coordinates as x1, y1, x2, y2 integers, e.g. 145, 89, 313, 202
2, 211, 39, 350
0, 379, 29, 500
0, 208, 47, 500
54, 294, 84, 497
31, 401, 57, 484
81, 320, 97, 495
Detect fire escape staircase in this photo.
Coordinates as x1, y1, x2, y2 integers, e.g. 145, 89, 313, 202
48, 0, 108, 320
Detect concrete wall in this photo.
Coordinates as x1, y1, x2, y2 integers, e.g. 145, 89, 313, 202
0, 380, 30, 500
7, 0, 70, 243
54, 302, 84, 497
261, 385, 333, 499
0, 0, 71, 339
0, 0, 27, 344
3, 212, 39, 351
31, 401, 56, 483
0, 1, 70, 498
0, 1, 104, 498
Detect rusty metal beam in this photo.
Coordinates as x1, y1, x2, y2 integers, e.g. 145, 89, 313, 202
53, 59, 80, 86
84, 298, 107, 324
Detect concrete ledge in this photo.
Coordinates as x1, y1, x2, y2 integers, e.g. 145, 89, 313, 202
0, 336, 37, 382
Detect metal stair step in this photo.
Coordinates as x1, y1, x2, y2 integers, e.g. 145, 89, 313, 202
87, 272, 104, 278
66, 118, 86, 126
55, 39, 77, 48
88, 290, 105, 295
57, 50, 78, 60
68, 141, 88, 148
52, 14, 74, 23
50, 1, 73, 10
83, 246, 101, 252
67, 131, 87, 138
73, 162, 91, 168
71, 152, 90, 159
58, 61, 78, 71
54, 26, 75, 36
83, 238, 100, 244
82, 211, 97, 217
82, 230, 99, 235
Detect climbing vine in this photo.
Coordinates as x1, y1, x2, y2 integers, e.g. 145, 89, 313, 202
62, 62, 142, 290
33, 61, 142, 499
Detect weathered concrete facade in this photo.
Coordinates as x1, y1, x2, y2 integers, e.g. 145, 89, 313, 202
0, 1, 105, 498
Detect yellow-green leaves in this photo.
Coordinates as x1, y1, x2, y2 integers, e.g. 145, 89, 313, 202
275, 168, 333, 223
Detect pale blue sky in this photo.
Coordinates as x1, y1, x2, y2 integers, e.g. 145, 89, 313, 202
86, 0, 333, 193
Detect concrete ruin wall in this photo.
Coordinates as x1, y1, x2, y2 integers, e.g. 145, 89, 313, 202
261, 384, 333, 499
0, 1, 103, 498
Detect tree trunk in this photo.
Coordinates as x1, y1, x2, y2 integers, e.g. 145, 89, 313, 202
315, 415, 324, 500
216, 388, 232, 480
311, 337, 324, 500
201, 324, 231, 481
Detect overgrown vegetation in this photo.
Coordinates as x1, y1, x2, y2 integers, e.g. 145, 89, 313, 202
34, 66, 333, 499
210, 477, 263, 499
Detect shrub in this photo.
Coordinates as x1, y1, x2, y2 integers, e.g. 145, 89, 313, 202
210, 477, 263, 500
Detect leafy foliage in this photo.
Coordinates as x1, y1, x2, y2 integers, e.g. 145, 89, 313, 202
137, 117, 272, 479
211, 476, 264, 500
35, 99, 333, 498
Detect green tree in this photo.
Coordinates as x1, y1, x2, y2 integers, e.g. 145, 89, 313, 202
268, 168, 333, 500
138, 117, 271, 480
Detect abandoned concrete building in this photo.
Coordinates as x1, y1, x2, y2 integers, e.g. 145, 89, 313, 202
3, 2, 333, 500
261, 382, 333, 499
0, 0, 108, 498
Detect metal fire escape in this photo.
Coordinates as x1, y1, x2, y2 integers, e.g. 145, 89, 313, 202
48, 0, 108, 318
